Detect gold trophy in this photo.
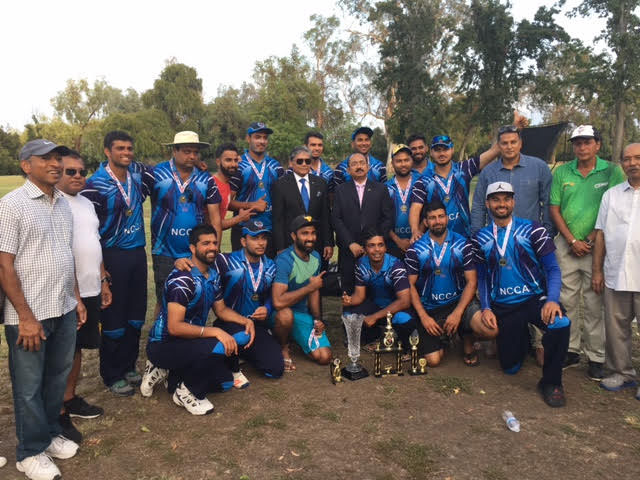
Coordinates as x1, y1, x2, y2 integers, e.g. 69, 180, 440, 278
408, 329, 427, 375
330, 358, 343, 384
374, 312, 404, 377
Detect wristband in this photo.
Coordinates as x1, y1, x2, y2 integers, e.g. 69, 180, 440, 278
199, 326, 205, 337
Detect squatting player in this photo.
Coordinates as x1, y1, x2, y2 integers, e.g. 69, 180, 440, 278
405, 200, 481, 366
472, 182, 570, 407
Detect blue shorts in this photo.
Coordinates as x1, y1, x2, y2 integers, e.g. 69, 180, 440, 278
269, 310, 331, 354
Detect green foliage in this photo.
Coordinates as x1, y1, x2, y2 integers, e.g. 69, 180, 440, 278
0, 126, 21, 175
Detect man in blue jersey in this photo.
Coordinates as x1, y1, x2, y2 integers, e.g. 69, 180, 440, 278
272, 216, 332, 370
408, 135, 500, 241
145, 224, 255, 415
406, 134, 430, 175
341, 229, 415, 349
229, 122, 285, 257
405, 200, 481, 366
305, 132, 334, 189
472, 182, 570, 407
82, 131, 154, 396
151, 131, 222, 318
213, 220, 285, 384
386, 144, 421, 259
331, 126, 387, 189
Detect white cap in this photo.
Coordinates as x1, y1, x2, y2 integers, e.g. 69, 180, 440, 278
570, 125, 597, 141
486, 181, 514, 199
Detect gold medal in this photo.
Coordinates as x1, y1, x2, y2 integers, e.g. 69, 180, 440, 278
400, 204, 408, 213
251, 294, 259, 301
125, 209, 133, 217
258, 181, 265, 189
444, 195, 450, 202
499, 257, 508, 267
179, 195, 187, 203
434, 268, 442, 276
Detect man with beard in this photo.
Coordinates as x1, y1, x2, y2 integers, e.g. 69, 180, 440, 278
331, 126, 387, 189
272, 216, 332, 370
150, 132, 222, 319
82, 131, 154, 396
386, 144, 421, 258
229, 122, 285, 256
332, 153, 395, 295
272, 146, 333, 262
341, 230, 415, 350
212, 143, 256, 232
406, 134, 431, 175
472, 182, 569, 407
405, 200, 481, 367
305, 132, 334, 188
409, 134, 501, 241
144, 224, 255, 414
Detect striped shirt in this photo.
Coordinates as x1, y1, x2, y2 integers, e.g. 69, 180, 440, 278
355, 254, 409, 309
0, 180, 77, 325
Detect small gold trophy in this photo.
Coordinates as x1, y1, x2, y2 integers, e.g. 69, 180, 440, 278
330, 358, 343, 384
374, 312, 404, 377
418, 358, 427, 374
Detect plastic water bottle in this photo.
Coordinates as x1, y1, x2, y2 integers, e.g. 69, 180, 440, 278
502, 411, 520, 432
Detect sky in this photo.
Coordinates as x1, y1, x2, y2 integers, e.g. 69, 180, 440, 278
0, 0, 602, 131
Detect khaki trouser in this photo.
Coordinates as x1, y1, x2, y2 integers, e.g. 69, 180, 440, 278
603, 287, 640, 379
554, 236, 604, 362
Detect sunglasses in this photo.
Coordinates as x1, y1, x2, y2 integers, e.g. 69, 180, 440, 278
65, 168, 88, 177
497, 125, 520, 137
295, 158, 312, 165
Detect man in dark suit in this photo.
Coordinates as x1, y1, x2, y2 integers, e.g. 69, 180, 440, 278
332, 153, 395, 294
272, 146, 333, 262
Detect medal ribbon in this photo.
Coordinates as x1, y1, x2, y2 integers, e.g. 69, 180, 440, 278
245, 153, 266, 183
308, 327, 321, 350
394, 177, 412, 206
492, 220, 513, 259
429, 238, 448, 270
245, 254, 264, 294
105, 164, 132, 208
170, 159, 194, 194
433, 173, 453, 198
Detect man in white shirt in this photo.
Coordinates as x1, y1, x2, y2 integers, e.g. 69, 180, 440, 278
57, 151, 113, 441
593, 143, 640, 398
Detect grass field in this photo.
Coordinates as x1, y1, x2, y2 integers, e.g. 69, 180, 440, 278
1, 175, 640, 480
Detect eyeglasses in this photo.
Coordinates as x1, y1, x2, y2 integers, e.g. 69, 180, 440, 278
64, 168, 88, 177
295, 158, 312, 165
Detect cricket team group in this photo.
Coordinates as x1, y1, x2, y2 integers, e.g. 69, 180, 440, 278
1, 112, 639, 480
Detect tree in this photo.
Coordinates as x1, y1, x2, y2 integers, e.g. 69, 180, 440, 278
0, 126, 22, 175
141, 60, 204, 131
568, 0, 640, 161
200, 86, 251, 153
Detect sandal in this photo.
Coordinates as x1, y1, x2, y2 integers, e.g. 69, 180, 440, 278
283, 358, 296, 372
463, 352, 479, 367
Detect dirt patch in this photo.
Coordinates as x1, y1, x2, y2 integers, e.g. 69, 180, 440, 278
2, 297, 640, 479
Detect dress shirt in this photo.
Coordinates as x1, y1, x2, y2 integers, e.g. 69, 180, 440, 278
293, 172, 311, 195
355, 180, 366, 207
595, 181, 640, 291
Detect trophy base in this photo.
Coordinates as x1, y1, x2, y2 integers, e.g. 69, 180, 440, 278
409, 369, 428, 376
342, 366, 369, 380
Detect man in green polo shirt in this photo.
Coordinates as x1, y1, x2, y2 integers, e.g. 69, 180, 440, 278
550, 125, 625, 381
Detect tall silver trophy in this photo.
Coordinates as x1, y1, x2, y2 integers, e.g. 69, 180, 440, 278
341, 313, 369, 380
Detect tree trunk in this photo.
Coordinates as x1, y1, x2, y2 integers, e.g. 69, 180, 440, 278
612, 99, 625, 163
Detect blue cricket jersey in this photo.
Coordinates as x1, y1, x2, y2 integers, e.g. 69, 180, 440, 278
386, 172, 421, 246
274, 246, 321, 314
404, 230, 475, 310
355, 254, 409, 309
82, 161, 154, 249
151, 160, 221, 258
331, 154, 387, 189
229, 152, 284, 230
472, 217, 555, 307
148, 266, 223, 343
215, 250, 276, 318
410, 157, 480, 237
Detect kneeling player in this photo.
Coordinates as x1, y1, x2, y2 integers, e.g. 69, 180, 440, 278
143, 224, 255, 414
342, 229, 415, 350
272, 216, 332, 370
405, 200, 481, 366
472, 182, 569, 407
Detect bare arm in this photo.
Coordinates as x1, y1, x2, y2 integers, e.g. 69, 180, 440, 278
550, 205, 591, 257
409, 202, 425, 243
478, 143, 500, 170
207, 203, 223, 241
213, 299, 255, 348
591, 229, 605, 295
407, 273, 442, 336
271, 272, 325, 310
367, 289, 411, 325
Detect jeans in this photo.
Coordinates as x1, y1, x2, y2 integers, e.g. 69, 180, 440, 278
5, 310, 77, 461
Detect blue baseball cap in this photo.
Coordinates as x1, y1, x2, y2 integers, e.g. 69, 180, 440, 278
241, 219, 271, 237
247, 122, 274, 135
430, 135, 453, 149
351, 126, 374, 140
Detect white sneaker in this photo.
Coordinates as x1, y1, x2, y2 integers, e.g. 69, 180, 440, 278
45, 435, 79, 459
140, 360, 168, 397
233, 370, 250, 389
16, 453, 61, 480
172, 382, 214, 415
0, 455, 6, 468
